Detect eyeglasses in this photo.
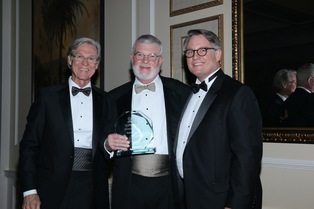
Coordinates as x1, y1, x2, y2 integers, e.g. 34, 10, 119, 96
184, 47, 217, 58
72, 55, 98, 64
133, 52, 161, 62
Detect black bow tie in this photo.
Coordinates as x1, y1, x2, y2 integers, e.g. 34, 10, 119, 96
191, 81, 207, 94
191, 70, 221, 94
72, 86, 91, 96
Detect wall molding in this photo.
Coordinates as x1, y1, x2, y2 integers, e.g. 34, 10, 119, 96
263, 157, 314, 171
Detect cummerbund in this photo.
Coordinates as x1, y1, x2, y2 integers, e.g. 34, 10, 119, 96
131, 154, 169, 177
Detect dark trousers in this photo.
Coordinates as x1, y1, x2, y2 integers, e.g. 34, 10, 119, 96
60, 171, 93, 209
128, 173, 175, 209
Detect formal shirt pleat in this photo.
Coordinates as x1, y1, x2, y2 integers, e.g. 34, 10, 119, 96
69, 77, 93, 149
132, 76, 168, 154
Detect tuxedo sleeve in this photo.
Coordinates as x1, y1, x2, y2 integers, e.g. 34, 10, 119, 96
225, 85, 263, 208
18, 90, 46, 192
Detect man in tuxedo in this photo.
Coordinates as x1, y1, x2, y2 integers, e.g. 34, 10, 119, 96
18, 38, 110, 209
263, 69, 296, 127
101, 34, 190, 209
285, 63, 314, 127
175, 29, 263, 209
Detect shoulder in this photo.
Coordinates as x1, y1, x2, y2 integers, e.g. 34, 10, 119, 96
109, 81, 133, 94
92, 85, 107, 95
216, 73, 245, 91
107, 81, 133, 101
215, 73, 256, 100
160, 76, 191, 94
34, 83, 68, 97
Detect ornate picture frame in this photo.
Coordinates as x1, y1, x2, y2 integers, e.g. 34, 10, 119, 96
232, 0, 314, 144
170, 0, 223, 16
170, 15, 224, 85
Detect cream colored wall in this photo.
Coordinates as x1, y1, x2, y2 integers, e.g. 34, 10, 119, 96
104, 1, 314, 209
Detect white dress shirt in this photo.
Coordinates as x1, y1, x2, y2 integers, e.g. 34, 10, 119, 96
132, 75, 168, 154
176, 69, 219, 178
69, 77, 93, 149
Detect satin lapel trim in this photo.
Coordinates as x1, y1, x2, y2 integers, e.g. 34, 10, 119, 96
116, 89, 132, 114
187, 90, 217, 143
59, 85, 74, 145
186, 70, 224, 143
92, 88, 102, 158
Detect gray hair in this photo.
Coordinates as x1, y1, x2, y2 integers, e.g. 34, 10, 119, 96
132, 34, 163, 54
297, 63, 314, 85
67, 37, 101, 60
183, 29, 221, 50
273, 69, 297, 93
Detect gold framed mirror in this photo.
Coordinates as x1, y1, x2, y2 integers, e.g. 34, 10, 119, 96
232, 0, 314, 143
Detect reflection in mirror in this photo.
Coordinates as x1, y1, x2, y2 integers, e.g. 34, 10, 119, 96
232, 0, 314, 143
243, 0, 314, 127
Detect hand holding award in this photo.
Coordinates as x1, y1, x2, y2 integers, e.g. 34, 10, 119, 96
115, 110, 156, 156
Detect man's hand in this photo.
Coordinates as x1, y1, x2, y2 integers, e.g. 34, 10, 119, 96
22, 194, 41, 209
105, 133, 130, 151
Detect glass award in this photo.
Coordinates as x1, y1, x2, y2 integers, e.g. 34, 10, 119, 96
115, 110, 156, 156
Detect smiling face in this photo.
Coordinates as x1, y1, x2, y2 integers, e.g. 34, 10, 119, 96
131, 42, 163, 84
68, 43, 99, 87
185, 35, 222, 82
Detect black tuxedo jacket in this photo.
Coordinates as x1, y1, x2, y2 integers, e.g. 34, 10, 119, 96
103, 76, 190, 209
18, 83, 110, 209
263, 93, 287, 127
284, 87, 314, 127
174, 70, 263, 209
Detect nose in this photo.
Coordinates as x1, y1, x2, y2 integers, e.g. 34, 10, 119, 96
192, 52, 200, 59
142, 55, 150, 63
81, 57, 89, 65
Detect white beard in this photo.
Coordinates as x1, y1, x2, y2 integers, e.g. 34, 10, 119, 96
132, 65, 161, 81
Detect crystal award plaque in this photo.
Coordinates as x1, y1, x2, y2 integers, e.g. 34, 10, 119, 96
115, 110, 156, 156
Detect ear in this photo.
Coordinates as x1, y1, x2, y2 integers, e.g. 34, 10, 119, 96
215, 49, 222, 62
95, 62, 100, 69
159, 56, 164, 64
67, 56, 72, 66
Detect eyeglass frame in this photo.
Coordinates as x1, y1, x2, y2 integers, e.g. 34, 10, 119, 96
133, 52, 162, 62
72, 54, 99, 64
183, 47, 217, 58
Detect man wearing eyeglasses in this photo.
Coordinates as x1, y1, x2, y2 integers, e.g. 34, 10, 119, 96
174, 29, 263, 209
101, 34, 190, 209
18, 38, 110, 209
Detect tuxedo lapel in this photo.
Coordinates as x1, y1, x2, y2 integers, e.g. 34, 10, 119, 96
186, 70, 225, 143
116, 86, 132, 115
92, 87, 103, 158
58, 84, 74, 145
187, 90, 217, 141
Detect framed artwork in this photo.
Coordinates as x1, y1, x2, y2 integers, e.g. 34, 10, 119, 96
32, 0, 104, 99
170, 15, 223, 85
170, 0, 223, 16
